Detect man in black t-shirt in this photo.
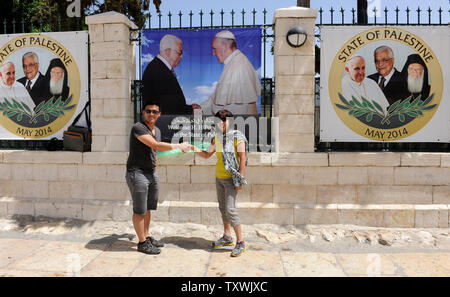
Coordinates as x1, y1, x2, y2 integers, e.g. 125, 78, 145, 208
126, 102, 191, 255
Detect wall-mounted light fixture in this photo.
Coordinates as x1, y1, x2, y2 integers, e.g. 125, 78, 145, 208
286, 26, 307, 48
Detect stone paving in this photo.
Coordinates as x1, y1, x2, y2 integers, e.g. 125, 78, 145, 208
0, 216, 449, 277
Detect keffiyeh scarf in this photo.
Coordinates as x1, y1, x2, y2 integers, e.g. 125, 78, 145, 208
218, 130, 248, 187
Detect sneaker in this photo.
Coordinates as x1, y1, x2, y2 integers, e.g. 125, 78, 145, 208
146, 236, 164, 248
137, 240, 161, 255
231, 241, 246, 257
212, 234, 234, 248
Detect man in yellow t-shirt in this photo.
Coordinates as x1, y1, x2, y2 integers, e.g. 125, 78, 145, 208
191, 109, 247, 257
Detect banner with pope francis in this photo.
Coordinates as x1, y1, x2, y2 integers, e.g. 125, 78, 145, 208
140, 27, 268, 151
0, 31, 89, 140
320, 26, 449, 143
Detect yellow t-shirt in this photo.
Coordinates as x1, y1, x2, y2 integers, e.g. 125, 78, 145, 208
213, 135, 243, 179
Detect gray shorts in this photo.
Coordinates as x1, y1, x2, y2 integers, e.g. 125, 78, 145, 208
126, 168, 159, 215
216, 178, 240, 227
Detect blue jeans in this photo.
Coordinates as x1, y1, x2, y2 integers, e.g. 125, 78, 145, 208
126, 168, 160, 215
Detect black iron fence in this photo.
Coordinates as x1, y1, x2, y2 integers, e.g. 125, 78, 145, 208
314, 6, 449, 152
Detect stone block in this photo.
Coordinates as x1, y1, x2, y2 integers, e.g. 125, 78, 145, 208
190, 166, 215, 184
247, 153, 272, 166
104, 23, 129, 42
271, 167, 303, 184
0, 181, 23, 197
338, 167, 368, 185
158, 153, 194, 166
273, 184, 316, 204
169, 202, 202, 224
91, 78, 129, 99
272, 152, 328, 167
368, 167, 393, 185
316, 186, 357, 204
394, 167, 450, 186
83, 152, 128, 165
71, 182, 95, 200
441, 154, 450, 167
274, 55, 295, 75
279, 133, 315, 153
337, 205, 384, 227
159, 183, 180, 202
103, 98, 132, 118
11, 164, 33, 180
432, 186, 450, 204
32, 164, 58, 181
294, 55, 316, 75
357, 186, 432, 204
276, 75, 315, 95
179, 184, 216, 202
78, 165, 107, 181
106, 165, 126, 182
279, 115, 314, 134
303, 167, 338, 185
22, 181, 48, 199
251, 185, 273, 203
0, 164, 11, 180
48, 182, 72, 199
383, 206, 415, 228
90, 41, 130, 61
105, 136, 129, 152
7, 199, 34, 216
85, 11, 138, 30
400, 153, 441, 167
194, 154, 217, 165
88, 24, 104, 43
294, 206, 338, 225
91, 135, 106, 152
94, 182, 129, 200
3, 151, 82, 164
35, 201, 82, 219
275, 94, 315, 115
414, 206, 440, 228
112, 201, 132, 221
243, 166, 271, 185
239, 204, 294, 225
56, 164, 78, 181
201, 205, 223, 225
329, 152, 400, 167
82, 203, 113, 221
166, 166, 190, 184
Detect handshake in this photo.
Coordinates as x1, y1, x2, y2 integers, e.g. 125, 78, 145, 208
177, 142, 202, 153
177, 142, 193, 153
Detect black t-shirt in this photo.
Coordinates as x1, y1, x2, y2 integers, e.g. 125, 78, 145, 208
126, 121, 161, 171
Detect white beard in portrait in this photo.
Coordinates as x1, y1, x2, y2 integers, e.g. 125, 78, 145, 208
407, 72, 424, 94
50, 73, 64, 95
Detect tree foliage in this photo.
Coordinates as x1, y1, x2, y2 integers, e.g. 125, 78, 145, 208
1, 0, 161, 32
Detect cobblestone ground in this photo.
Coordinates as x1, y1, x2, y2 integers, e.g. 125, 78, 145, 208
0, 215, 449, 277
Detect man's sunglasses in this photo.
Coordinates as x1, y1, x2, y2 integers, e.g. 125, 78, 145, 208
144, 109, 160, 114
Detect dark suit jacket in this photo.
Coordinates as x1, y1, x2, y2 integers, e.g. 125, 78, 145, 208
142, 57, 193, 115
368, 69, 409, 105
18, 72, 52, 106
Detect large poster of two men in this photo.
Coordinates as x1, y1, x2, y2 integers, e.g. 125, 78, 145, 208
140, 27, 263, 146
320, 26, 448, 143
0, 31, 89, 140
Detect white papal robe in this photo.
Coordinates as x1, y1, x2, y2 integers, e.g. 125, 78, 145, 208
341, 75, 390, 115
0, 81, 36, 110
200, 49, 260, 115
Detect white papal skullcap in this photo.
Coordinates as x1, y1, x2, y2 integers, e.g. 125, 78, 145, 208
215, 30, 236, 40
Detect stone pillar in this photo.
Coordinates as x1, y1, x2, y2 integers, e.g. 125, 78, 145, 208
273, 7, 317, 152
85, 12, 138, 152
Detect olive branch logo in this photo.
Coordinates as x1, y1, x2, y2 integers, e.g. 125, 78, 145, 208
335, 93, 436, 125
0, 95, 75, 124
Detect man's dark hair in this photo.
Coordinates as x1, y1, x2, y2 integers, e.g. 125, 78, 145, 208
215, 109, 233, 122
142, 101, 161, 111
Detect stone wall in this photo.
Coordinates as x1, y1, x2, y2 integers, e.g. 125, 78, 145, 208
0, 9, 449, 228
0, 151, 449, 228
